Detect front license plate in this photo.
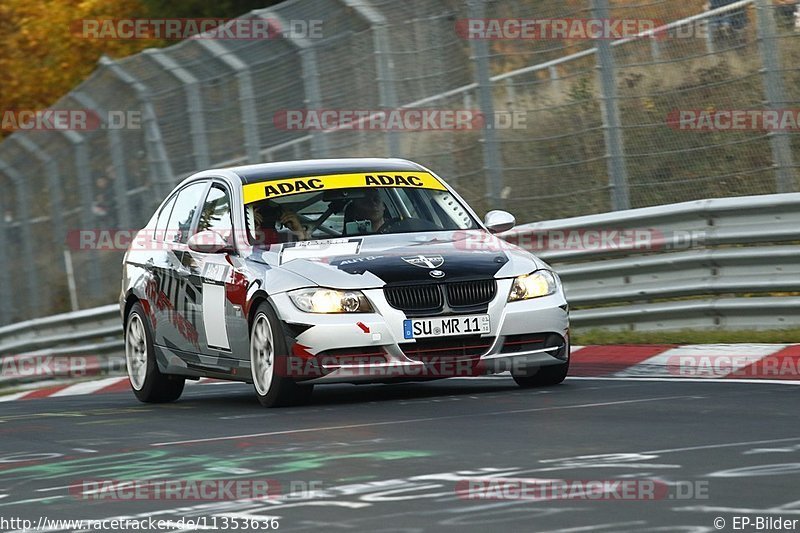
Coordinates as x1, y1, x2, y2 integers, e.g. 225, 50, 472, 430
403, 314, 491, 339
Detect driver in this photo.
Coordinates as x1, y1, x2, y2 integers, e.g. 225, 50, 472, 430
252, 202, 309, 243
345, 188, 388, 233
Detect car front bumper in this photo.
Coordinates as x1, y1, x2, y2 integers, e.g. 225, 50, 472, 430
271, 278, 569, 384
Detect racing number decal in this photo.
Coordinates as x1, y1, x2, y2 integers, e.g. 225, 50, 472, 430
241, 172, 447, 204
202, 263, 231, 351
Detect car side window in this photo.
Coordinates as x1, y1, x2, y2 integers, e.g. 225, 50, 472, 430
154, 194, 178, 242
197, 184, 234, 246
165, 181, 208, 244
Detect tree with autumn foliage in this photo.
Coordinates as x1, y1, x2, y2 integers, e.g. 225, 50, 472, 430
0, 1, 153, 127
0, 0, 280, 140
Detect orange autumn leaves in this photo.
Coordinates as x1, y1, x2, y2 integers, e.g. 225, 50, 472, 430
0, 0, 163, 138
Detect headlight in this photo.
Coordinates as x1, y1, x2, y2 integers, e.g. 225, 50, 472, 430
508, 270, 558, 301
288, 288, 374, 313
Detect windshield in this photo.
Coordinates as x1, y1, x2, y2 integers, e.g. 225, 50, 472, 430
243, 173, 478, 246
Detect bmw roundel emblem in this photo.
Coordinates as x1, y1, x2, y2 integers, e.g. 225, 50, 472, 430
430, 269, 445, 279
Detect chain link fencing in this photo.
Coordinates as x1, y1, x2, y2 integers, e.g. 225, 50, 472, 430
0, 0, 797, 325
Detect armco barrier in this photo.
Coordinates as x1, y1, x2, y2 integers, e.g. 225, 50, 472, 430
1, 193, 798, 387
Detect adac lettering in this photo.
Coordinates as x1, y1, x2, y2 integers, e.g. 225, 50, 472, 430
264, 178, 323, 198
365, 174, 424, 187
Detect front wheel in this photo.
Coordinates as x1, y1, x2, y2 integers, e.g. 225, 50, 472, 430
125, 303, 184, 403
250, 302, 313, 407
512, 361, 569, 387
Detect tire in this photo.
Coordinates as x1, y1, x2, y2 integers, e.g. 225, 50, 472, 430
512, 340, 570, 388
512, 360, 569, 388
125, 302, 185, 403
250, 301, 313, 407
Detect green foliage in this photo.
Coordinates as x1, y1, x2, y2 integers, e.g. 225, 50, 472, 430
574, 328, 800, 345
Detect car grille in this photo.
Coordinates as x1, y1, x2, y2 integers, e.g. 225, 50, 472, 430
445, 279, 496, 307
400, 336, 495, 362
384, 284, 443, 312
501, 333, 567, 360
501, 334, 546, 353
384, 280, 497, 314
314, 347, 387, 369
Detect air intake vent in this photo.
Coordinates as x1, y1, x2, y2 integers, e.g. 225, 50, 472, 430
446, 279, 497, 307
384, 284, 443, 312
384, 279, 497, 314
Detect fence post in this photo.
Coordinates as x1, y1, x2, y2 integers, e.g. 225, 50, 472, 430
99, 56, 175, 200
0, 159, 39, 317
755, 0, 796, 193
467, 0, 505, 211
593, 0, 630, 211
60, 130, 102, 302
145, 49, 210, 171
0, 209, 9, 324
341, 0, 401, 157
72, 90, 133, 231
256, 11, 328, 158
196, 39, 262, 164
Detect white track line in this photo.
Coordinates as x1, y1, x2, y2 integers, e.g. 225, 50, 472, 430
569, 376, 800, 386
0, 392, 30, 402
151, 395, 697, 447
613, 344, 787, 378
644, 436, 800, 455
49, 377, 129, 397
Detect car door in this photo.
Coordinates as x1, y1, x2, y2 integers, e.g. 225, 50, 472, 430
156, 180, 209, 355
181, 181, 241, 366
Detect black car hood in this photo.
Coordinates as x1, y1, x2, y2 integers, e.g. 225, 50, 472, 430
328, 247, 508, 285
272, 230, 545, 289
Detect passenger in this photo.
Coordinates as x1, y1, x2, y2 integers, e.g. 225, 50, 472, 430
344, 188, 389, 234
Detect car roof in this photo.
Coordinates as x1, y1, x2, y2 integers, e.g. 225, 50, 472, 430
225, 158, 428, 184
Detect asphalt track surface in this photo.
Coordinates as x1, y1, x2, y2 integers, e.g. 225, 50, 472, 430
1, 377, 799, 532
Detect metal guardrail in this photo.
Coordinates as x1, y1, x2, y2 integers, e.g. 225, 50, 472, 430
0, 305, 123, 387
509, 192, 800, 331
0, 192, 798, 387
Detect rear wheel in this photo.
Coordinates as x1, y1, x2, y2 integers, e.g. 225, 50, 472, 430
125, 303, 184, 403
250, 302, 313, 407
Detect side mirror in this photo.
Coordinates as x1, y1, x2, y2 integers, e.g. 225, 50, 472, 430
187, 230, 233, 254
484, 210, 516, 234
